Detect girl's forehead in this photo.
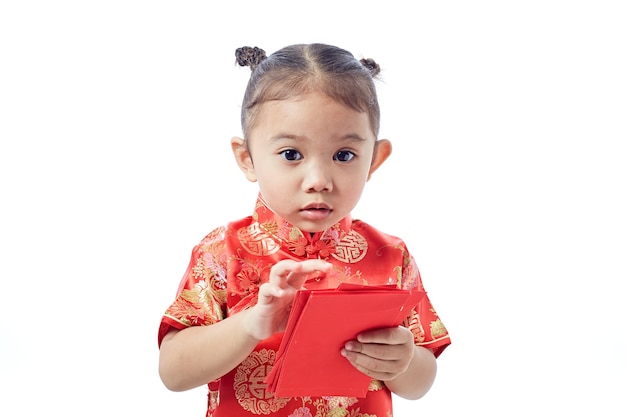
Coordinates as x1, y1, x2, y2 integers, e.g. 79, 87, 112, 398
258, 94, 371, 127
246, 108, 376, 150
244, 87, 379, 140
258, 92, 366, 117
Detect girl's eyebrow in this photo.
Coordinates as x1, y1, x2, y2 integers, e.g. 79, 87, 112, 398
342, 133, 368, 142
269, 133, 301, 141
269, 133, 368, 142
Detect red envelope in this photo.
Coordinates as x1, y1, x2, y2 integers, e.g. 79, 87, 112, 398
264, 283, 425, 398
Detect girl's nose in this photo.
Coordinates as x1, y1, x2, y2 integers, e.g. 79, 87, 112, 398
302, 162, 333, 192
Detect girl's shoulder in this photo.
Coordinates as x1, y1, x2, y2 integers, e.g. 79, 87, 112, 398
351, 218, 407, 248
195, 216, 255, 248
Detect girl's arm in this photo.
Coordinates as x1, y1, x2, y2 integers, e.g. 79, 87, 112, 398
159, 310, 260, 392
383, 344, 437, 400
159, 259, 332, 392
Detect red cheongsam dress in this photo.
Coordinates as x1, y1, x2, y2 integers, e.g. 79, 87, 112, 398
159, 195, 451, 417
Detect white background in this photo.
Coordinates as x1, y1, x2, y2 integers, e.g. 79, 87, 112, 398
1, 1, 625, 416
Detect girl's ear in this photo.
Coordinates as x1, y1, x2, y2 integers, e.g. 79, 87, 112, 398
367, 139, 392, 180
231, 137, 257, 182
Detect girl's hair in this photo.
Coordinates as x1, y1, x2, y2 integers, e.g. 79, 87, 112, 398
235, 43, 382, 137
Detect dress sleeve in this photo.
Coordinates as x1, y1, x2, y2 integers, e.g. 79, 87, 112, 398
158, 227, 229, 347
401, 253, 451, 358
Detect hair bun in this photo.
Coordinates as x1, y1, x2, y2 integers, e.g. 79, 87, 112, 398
235, 46, 267, 70
360, 58, 380, 77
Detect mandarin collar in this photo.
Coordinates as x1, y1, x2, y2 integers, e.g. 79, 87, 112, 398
252, 194, 353, 256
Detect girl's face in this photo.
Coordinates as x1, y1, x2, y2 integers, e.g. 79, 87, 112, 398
232, 92, 391, 233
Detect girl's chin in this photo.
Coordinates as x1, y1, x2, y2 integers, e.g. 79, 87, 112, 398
285, 210, 345, 233
291, 219, 336, 234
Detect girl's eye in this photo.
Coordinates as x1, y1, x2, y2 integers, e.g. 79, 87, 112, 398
334, 150, 355, 162
279, 149, 303, 161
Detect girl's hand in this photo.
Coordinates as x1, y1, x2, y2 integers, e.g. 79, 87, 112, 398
341, 326, 416, 381
244, 259, 331, 341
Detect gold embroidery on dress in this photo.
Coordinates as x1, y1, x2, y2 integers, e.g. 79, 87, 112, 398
238, 222, 281, 256
406, 311, 426, 343
312, 396, 358, 417
368, 379, 385, 391
332, 230, 368, 263
234, 349, 290, 414
288, 226, 305, 241
430, 319, 448, 339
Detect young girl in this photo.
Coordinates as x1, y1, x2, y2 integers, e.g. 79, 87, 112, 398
158, 43, 451, 417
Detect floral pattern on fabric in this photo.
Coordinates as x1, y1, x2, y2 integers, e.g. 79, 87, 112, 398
159, 195, 450, 417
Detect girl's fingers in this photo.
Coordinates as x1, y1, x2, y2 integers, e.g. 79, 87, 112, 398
256, 282, 276, 305
356, 326, 413, 345
269, 259, 332, 290
286, 259, 332, 289
257, 260, 332, 306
